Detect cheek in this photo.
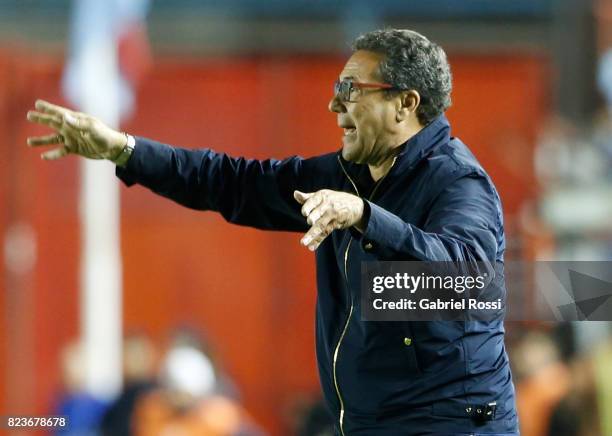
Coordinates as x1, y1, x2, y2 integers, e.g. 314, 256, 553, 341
352, 103, 381, 135
382, 105, 398, 131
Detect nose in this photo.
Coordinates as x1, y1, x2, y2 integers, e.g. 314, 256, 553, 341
328, 94, 345, 113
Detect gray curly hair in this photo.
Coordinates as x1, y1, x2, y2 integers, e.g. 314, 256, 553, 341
352, 29, 452, 125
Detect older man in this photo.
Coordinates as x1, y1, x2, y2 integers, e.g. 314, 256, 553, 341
27, 29, 518, 435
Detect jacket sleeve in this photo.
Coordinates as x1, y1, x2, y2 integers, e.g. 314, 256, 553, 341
115, 137, 330, 232
358, 173, 503, 262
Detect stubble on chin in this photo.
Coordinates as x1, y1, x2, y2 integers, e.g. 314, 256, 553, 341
342, 136, 366, 162
342, 145, 361, 163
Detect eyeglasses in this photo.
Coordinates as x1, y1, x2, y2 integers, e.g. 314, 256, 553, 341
333, 79, 397, 102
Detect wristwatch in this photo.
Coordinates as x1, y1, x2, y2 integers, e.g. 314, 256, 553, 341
112, 133, 136, 167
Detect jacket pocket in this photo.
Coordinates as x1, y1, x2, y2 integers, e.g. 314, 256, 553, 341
358, 323, 421, 376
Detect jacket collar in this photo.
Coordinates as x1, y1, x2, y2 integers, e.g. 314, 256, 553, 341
338, 114, 451, 180
393, 114, 451, 171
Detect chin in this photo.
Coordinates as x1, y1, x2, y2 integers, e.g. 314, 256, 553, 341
342, 148, 357, 163
341, 147, 351, 160
341, 139, 361, 163
342, 147, 368, 165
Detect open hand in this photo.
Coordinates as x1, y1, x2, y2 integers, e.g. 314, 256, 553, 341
26, 99, 127, 161
294, 189, 365, 251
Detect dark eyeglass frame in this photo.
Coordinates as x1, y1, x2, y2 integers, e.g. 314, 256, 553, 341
333, 79, 398, 102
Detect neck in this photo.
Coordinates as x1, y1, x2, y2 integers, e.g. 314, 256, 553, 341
368, 122, 424, 181
368, 155, 397, 181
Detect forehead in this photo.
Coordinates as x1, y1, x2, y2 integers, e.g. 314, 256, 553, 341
340, 50, 385, 81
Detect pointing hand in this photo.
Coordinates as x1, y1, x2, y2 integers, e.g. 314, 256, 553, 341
294, 189, 365, 251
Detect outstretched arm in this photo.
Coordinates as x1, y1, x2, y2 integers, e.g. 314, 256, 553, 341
26, 100, 325, 233
115, 137, 317, 231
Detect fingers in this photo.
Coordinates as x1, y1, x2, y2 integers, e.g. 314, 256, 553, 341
294, 190, 314, 205
35, 99, 74, 118
27, 100, 79, 161
297, 190, 337, 250
300, 190, 337, 225
27, 111, 63, 130
40, 146, 70, 160
296, 190, 362, 251
27, 133, 64, 147
298, 191, 325, 219
305, 201, 328, 226
301, 211, 339, 251
27, 101, 90, 133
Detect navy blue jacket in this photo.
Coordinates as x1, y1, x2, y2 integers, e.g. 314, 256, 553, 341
116, 116, 518, 435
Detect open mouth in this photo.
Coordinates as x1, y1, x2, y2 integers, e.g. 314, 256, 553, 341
343, 127, 356, 136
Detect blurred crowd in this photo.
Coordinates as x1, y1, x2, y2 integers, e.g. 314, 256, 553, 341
510, 324, 612, 436
533, 47, 612, 260
49, 324, 612, 436
51, 329, 265, 436
508, 46, 612, 436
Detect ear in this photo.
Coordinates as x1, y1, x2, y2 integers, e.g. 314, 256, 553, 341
395, 90, 421, 122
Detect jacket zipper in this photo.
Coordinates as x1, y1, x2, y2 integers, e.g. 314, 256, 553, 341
333, 240, 353, 436
335, 157, 359, 436
334, 156, 396, 435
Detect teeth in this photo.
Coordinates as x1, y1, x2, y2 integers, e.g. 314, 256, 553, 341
343, 127, 356, 135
